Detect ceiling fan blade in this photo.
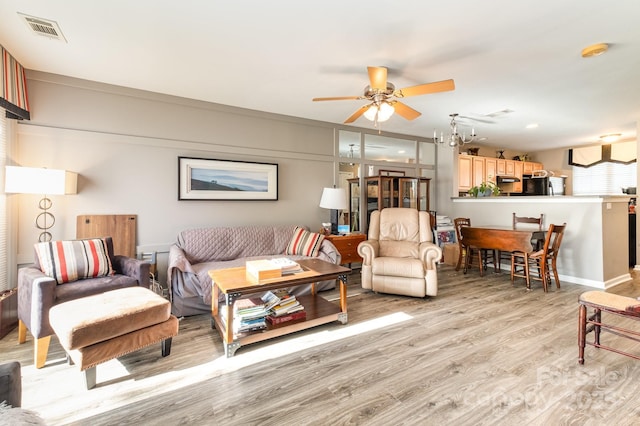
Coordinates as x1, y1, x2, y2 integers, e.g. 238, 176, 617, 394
344, 105, 369, 123
395, 79, 455, 98
392, 101, 421, 121
312, 96, 361, 102
368, 66, 388, 91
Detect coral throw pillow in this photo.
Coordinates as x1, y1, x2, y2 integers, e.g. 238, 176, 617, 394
35, 238, 114, 284
285, 227, 325, 257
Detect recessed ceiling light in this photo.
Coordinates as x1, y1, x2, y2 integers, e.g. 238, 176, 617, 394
526, 123, 539, 129
599, 133, 621, 143
581, 43, 608, 58
398, 150, 405, 154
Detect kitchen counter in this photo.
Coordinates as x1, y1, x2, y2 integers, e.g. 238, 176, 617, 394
451, 195, 632, 289
453, 195, 632, 202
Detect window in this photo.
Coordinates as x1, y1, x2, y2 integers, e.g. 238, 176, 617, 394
364, 134, 415, 163
572, 162, 637, 195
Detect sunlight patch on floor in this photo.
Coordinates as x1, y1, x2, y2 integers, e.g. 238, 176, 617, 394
58, 312, 412, 423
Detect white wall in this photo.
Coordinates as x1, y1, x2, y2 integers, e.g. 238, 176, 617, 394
10, 71, 446, 285
451, 196, 631, 288
11, 71, 342, 283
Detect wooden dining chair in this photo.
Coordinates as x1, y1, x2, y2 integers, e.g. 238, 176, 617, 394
513, 213, 544, 249
454, 217, 497, 274
499, 213, 545, 268
454, 217, 472, 271
511, 223, 566, 292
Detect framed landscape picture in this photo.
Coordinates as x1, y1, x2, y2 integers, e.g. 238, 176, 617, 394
178, 157, 278, 201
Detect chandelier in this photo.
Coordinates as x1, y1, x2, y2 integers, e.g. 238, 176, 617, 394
434, 113, 477, 147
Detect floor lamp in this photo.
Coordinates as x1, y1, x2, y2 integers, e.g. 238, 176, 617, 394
319, 187, 347, 235
4, 166, 78, 242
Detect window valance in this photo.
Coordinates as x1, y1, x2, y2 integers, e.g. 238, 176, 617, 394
568, 141, 636, 168
0, 44, 30, 120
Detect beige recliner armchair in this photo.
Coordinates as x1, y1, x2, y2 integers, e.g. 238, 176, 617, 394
357, 208, 442, 297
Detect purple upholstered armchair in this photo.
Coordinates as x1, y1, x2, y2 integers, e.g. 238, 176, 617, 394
17, 237, 150, 368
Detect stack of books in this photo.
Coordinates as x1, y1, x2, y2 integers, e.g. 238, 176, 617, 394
261, 289, 306, 325
245, 257, 303, 282
222, 297, 268, 333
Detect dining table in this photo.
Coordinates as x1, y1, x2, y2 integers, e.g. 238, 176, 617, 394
459, 225, 546, 276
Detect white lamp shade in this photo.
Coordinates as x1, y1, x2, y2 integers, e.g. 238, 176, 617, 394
319, 187, 347, 210
4, 166, 78, 195
363, 102, 394, 122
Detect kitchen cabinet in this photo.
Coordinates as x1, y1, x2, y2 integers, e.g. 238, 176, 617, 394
459, 155, 542, 194
485, 158, 497, 183
458, 155, 489, 192
348, 175, 430, 233
513, 161, 524, 193
505, 160, 516, 176
497, 159, 516, 178
472, 157, 485, 187
458, 155, 474, 191
523, 161, 543, 174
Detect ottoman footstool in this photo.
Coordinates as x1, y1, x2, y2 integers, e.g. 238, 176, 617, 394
49, 287, 179, 389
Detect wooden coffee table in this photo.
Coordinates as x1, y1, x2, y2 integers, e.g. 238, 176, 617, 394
209, 258, 350, 357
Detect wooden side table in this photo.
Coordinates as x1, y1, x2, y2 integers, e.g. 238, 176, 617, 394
325, 234, 366, 265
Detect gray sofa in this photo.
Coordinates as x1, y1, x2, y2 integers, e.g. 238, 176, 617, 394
168, 224, 341, 317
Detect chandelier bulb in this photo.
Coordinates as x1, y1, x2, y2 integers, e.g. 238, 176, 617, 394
438, 113, 478, 148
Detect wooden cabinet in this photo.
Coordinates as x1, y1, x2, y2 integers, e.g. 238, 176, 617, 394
458, 155, 474, 191
472, 156, 485, 187
348, 175, 431, 234
347, 178, 361, 233
496, 159, 516, 177
513, 161, 524, 193
523, 161, 543, 175
505, 160, 516, 176
485, 158, 497, 183
325, 234, 366, 265
459, 155, 543, 194
458, 155, 487, 191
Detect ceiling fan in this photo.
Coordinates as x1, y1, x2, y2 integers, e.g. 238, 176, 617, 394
312, 66, 455, 124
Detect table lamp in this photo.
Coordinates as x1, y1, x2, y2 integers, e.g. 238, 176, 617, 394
4, 166, 78, 242
319, 187, 347, 235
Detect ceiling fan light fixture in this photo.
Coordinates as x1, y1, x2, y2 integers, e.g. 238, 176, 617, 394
581, 43, 608, 58
364, 102, 394, 122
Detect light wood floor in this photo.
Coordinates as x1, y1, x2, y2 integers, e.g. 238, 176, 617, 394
3, 265, 640, 426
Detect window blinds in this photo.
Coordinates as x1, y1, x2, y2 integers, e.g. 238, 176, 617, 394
572, 161, 637, 196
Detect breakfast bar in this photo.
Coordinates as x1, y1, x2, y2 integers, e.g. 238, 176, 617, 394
451, 195, 632, 289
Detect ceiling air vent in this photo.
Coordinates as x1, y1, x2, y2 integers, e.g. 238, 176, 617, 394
18, 13, 67, 42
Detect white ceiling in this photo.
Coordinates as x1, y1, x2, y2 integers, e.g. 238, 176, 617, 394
1, 1, 639, 153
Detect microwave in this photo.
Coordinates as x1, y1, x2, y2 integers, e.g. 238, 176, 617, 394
522, 175, 566, 196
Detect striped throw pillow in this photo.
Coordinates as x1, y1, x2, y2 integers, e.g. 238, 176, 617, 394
285, 227, 325, 257
34, 238, 114, 284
